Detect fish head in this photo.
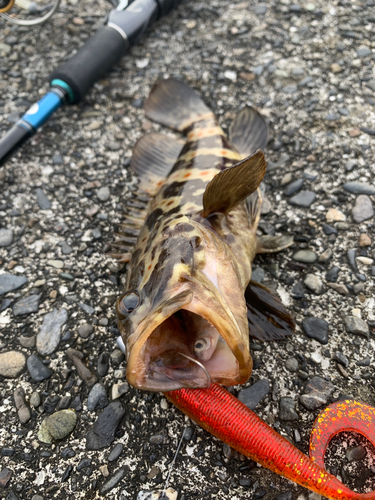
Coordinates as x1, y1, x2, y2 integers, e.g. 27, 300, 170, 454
116, 218, 252, 392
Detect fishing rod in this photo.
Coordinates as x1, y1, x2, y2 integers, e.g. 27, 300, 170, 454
0, 0, 178, 167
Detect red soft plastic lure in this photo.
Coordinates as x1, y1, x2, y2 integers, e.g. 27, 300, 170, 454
166, 384, 375, 499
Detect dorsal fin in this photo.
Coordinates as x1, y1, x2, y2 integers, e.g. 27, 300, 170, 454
145, 78, 213, 132
229, 106, 268, 157
202, 150, 266, 218
131, 133, 184, 196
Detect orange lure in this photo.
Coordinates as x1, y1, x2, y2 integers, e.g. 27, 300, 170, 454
166, 384, 375, 500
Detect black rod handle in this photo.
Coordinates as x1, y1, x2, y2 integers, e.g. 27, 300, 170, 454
49, 26, 129, 104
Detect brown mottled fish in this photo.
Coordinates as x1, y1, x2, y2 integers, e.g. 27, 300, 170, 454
113, 78, 294, 392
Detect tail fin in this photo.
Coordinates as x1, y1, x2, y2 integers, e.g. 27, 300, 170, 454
145, 78, 213, 133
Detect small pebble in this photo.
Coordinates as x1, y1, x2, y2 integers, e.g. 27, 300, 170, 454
30, 392, 41, 408
0, 274, 28, 295
97, 352, 110, 377
14, 387, 31, 424
283, 179, 304, 197
334, 352, 349, 368
87, 384, 108, 411
289, 190, 316, 207
108, 443, 123, 462
319, 248, 332, 263
136, 488, 177, 500
293, 250, 317, 263
326, 266, 339, 282
47, 259, 64, 269
345, 316, 369, 337
279, 397, 299, 421
97, 187, 110, 202
299, 376, 335, 410
100, 467, 126, 494
0, 228, 14, 247
66, 349, 97, 386
13, 294, 41, 316
38, 410, 77, 443
285, 357, 299, 372
343, 182, 375, 195
86, 401, 125, 450
347, 248, 359, 273
238, 379, 270, 410
304, 274, 325, 294
352, 195, 373, 223
346, 445, 366, 461
359, 234, 371, 247
326, 208, 346, 222
36, 308, 68, 356
78, 323, 94, 339
0, 467, 12, 487
0, 351, 26, 378
112, 382, 129, 400
27, 354, 52, 382
302, 317, 329, 345
36, 188, 51, 209
19, 335, 36, 348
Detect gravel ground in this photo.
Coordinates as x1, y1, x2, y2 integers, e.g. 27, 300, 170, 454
1, 0, 375, 499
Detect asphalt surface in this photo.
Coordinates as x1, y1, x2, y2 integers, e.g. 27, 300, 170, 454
1, 0, 375, 499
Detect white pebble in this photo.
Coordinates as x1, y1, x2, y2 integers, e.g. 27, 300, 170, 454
352, 308, 361, 318
160, 398, 169, 410
137, 488, 177, 500
356, 256, 373, 266
310, 351, 323, 364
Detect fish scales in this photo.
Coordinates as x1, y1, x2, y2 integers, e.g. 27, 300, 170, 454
115, 78, 294, 392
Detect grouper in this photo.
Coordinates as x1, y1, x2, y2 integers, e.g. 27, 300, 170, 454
113, 78, 294, 392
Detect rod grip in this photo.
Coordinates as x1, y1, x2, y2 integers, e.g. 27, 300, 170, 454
49, 26, 128, 104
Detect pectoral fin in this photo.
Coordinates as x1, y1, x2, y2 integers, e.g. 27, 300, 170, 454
202, 150, 266, 218
257, 234, 294, 254
245, 280, 295, 341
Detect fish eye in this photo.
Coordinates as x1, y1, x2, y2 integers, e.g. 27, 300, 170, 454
118, 290, 140, 317
194, 339, 207, 352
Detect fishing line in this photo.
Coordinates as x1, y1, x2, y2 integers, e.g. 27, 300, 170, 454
161, 427, 186, 498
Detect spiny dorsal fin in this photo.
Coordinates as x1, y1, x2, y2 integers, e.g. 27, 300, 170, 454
145, 78, 213, 133
131, 133, 184, 196
229, 106, 268, 158
202, 150, 266, 218
257, 234, 294, 254
246, 280, 295, 342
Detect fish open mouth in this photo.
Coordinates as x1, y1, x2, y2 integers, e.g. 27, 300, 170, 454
136, 308, 240, 391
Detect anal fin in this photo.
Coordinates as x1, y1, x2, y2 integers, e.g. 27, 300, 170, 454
229, 106, 268, 158
245, 280, 295, 342
131, 133, 184, 196
202, 150, 266, 218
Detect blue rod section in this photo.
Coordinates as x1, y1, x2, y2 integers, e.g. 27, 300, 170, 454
21, 89, 64, 131
0, 85, 72, 166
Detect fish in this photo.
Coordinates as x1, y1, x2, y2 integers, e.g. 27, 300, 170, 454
113, 78, 295, 392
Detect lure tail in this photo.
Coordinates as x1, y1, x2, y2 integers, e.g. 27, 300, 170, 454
166, 384, 375, 500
